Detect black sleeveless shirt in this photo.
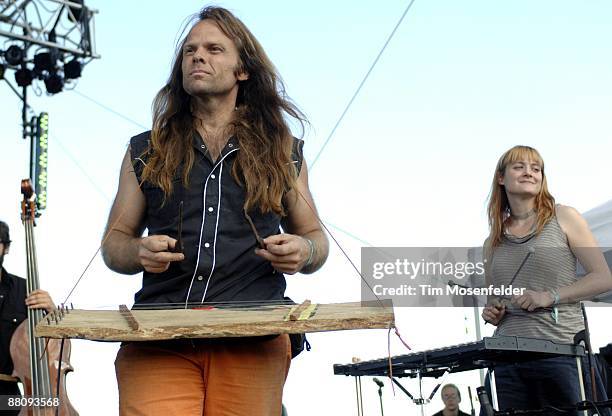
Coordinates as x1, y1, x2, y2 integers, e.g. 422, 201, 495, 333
129, 131, 304, 306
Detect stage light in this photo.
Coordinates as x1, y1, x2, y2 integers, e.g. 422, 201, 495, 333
44, 72, 64, 94
15, 68, 33, 87
35, 112, 49, 212
63, 59, 82, 79
33, 51, 56, 73
5, 45, 24, 66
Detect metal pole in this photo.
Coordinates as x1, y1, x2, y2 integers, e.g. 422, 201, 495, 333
22, 86, 28, 140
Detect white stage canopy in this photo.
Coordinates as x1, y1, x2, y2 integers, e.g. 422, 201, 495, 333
583, 199, 612, 303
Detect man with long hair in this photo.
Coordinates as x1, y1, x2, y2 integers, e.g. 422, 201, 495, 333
101, 6, 328, 415
481, 145, 612, 410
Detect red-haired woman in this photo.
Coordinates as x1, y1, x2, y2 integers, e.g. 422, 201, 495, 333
481, 145, 612, 410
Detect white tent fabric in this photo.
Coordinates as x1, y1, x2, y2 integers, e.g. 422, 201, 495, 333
583, 199, 612, 303
584, 199, 612, 247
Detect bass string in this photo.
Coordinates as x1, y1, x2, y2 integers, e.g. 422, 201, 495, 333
60, 161, 388, 311
62, 299, 313, 312
59, 159, 405, 347
294, 187, 411, 387
62, 168, 147, 305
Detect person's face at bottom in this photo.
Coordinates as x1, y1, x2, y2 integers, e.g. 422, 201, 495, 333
442, 386, 459, 411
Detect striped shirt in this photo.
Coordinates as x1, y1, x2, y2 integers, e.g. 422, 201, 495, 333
491, 215, 584, 344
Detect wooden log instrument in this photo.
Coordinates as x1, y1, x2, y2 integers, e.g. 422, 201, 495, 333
36, 300, 394, 342
9, 179, 78, 415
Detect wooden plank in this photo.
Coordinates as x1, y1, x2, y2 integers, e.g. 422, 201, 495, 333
35, 301, 394, 342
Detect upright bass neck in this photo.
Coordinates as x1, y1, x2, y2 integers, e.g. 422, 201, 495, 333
13, 179, 79, 415
21, 179, 43, 323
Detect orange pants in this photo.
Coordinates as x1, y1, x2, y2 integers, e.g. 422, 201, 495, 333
115, 335, 291, 416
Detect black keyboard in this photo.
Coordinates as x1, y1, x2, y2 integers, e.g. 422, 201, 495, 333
333, 336, 585, 378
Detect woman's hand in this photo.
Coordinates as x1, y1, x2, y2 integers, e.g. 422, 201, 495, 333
482, 298, 506, 325
511, 290, 554, 312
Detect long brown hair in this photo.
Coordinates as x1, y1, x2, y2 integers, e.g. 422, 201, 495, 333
486, 145, 556, 248
140, 6, 306, 215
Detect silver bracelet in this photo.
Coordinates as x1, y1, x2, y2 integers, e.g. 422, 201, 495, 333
303, 237, 315, 267
549, 289, 561, 306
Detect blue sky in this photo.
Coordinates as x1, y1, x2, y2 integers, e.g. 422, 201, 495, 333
1, 1, 611, 414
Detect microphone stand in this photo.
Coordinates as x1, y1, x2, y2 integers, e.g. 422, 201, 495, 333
581, 303, 598, 401
468, 386, 475, 416
377, 384, 384, 416
373, 378, 384, 416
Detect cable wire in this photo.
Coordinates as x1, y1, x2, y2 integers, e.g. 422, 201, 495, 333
71, 89, 149, 130
310, 0, 418, 169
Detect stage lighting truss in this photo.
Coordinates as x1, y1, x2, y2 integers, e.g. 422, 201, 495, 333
0, 0, 99, 94
0, 0, 99, 59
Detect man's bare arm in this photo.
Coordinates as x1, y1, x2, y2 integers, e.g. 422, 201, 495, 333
101, 148, 184, 274
101, 148, 147, 274
257, 160, 329, 274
